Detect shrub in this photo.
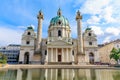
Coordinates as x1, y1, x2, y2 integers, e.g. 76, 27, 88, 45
0, 53, 7, 64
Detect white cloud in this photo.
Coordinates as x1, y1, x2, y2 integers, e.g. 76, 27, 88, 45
103, 36, 111, 43
105, 27, 120, 36
18, 24, 35, 30
17, 26, 26, 29
0, 27, 23, 46
80, 0, 120, 24
87, 16, 100, 24
90, 26, 104, 36
80, 0, 110, 15
101, 6, 116, 23
78, 0, 120, 44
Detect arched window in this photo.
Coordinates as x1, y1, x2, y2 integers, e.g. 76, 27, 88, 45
72, 42, 74, 44
88, 33, 91, 36
72, 50, 74, 55
27, 32, 31, 35
58, 30, 62, 37
45, 50, 47, 55
58, 21, 61, 25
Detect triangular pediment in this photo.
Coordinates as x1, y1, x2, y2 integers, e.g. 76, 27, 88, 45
47, 40, 72, 46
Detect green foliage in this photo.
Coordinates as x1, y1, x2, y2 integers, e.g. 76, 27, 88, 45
0, 53, 7, 64
110, 47, 120, 64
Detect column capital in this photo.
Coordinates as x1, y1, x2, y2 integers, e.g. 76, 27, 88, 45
76, 10, 82, 20
37, 10, 44, 20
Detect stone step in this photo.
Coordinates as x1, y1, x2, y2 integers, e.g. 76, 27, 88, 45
48, 62, 72, 65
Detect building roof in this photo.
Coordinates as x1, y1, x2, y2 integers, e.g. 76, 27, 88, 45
27, 26, 34, 30
85, 27, 91, 31
98, 39, 120, 48
8, 44, 20, 46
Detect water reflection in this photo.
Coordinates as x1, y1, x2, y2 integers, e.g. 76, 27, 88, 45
0, 68, 120, 80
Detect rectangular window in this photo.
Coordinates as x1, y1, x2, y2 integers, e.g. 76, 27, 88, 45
89, 42, 92, 45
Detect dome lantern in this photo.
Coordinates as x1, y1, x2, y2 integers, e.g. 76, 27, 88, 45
57, 8, 62, 16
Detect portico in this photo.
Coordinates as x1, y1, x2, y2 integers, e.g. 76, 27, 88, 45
45, 45, 74, 64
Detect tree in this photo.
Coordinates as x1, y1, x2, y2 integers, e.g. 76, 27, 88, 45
0, 53, 7, 64
110, 48, 120, 64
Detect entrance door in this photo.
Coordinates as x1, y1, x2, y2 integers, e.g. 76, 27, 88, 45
58, 49, 62, 62
24, 52, 29, 64
89, 53, 94, 64
58, 55, 61, 62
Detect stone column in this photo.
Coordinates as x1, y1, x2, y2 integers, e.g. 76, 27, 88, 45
45, 48, 48, 64
71, 48, 74, 63
85, 51, 89, 64
56, 48, 58, 62
51, 48, 53, 62
66, 48, 68, 62
29, 51, 34, 63
62, 48, 64, 62
36, 10, 44, 51
76, 10, 83, 54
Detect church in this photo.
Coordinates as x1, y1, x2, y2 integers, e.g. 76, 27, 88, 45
19, 8, 100, 65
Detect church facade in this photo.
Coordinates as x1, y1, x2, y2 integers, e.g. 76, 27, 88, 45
19, 9, 100, 65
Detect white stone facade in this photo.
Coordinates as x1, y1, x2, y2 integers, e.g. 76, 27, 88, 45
19, 27, 36, 64
83, 28, 99, 64
19, 9, 100, 64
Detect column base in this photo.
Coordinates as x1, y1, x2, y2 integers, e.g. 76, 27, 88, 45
72, 61, 75, 65
44, 61, 48, 65
78, 62, 86, 65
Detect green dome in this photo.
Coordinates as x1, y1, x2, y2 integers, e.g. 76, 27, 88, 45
85, 27, 91, 31
49, 8, 69, 27
27, 26, 34, 30
50, 15, 69, 26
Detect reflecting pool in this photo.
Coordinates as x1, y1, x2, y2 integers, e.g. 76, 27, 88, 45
0, 69, 120, 80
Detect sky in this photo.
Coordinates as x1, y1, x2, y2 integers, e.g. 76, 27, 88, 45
0, 0, 120, 46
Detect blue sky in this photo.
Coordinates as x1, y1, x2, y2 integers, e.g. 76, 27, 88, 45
0, 0, 120, 46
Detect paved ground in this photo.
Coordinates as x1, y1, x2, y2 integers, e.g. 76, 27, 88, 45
0, 64, 119, 69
